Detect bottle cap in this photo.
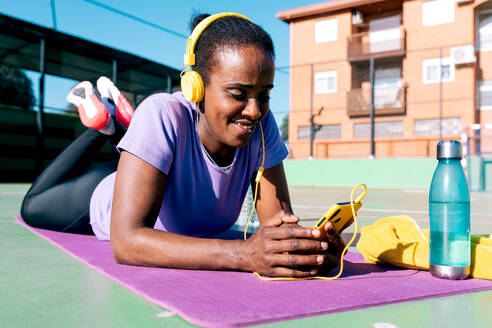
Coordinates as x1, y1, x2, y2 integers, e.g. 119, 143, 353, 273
436, 140, 462, 159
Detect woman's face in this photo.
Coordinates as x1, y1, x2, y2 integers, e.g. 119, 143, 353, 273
198, 45, 275, 157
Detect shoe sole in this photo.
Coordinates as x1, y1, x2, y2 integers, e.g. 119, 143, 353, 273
67, 81, 111, 131
97, 76, 134, 127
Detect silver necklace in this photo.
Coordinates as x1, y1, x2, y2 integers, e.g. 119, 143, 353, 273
195, 111, 234, 174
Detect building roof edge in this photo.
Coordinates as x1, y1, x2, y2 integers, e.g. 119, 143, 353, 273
276, 0, 387, 22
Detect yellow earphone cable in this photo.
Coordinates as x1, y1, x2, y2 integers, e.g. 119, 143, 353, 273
244, 122, 265, 240
245, 180, 367, 281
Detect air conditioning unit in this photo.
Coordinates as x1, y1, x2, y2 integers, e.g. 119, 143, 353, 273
451, 45, 476, 64
352, 10, 363, 26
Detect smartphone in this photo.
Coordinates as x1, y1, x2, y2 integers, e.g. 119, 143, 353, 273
313, 201, 362, 240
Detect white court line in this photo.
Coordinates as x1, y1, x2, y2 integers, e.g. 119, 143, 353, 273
0, 191, 26, 195
0, 220, 21, 225
300, 214, 403, 221
156, 311, 176, 318
402, 189, 426, 193
293, 204, 492, 218
297, 212, 492, 225
373, 323, 397, 328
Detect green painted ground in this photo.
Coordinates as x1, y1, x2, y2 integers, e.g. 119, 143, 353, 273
0, 184, 192, 327
2, 183, 492, 327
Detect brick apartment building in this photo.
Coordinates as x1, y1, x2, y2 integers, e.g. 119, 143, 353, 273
277, 0, 492, 159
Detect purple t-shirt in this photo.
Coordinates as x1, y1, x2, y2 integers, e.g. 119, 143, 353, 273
89, 92, 289, 240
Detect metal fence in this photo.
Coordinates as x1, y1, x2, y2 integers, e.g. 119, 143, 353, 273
281, 38, 491, 160
0, 14, 180, 182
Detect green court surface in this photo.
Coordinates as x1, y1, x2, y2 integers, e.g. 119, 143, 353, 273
2, 183, 492, 327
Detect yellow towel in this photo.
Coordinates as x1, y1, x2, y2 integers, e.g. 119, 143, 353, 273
356, 215, 492, 280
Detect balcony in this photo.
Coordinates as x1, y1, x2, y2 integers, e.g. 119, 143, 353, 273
347, 28, 406, 61
346, 84, 406, 117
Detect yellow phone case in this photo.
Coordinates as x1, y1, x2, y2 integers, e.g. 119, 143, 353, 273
313, 201, 362, 240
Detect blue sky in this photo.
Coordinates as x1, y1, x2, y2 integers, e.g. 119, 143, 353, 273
0, 0, 319, 124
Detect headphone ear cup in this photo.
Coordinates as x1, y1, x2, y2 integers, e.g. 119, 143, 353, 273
181, 71, 205, 103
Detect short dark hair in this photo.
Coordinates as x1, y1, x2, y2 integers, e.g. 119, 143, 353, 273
189, 14, 275, 85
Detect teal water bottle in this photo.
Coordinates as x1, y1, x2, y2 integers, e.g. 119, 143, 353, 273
429, 140, 470, 279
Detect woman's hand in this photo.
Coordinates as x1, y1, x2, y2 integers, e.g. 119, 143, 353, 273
241, 211, 329, 278
317, 221, 347, 274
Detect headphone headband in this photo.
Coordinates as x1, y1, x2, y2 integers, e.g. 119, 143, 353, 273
181, 12, 252, 102
184, 12, 251, 66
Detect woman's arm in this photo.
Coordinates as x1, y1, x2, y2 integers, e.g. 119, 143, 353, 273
110, 151, 327, 277
253, 162, 293, 222
111, 151, 243, 270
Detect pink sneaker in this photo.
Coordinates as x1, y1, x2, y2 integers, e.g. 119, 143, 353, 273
66, 81, 114, 134
97, 76, 134, 128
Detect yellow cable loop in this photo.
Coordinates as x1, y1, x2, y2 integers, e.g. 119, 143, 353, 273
245, 183, 367, 281
244, 122, 265, 241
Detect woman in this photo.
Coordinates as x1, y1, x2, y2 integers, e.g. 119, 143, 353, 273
21, 13, 345, 278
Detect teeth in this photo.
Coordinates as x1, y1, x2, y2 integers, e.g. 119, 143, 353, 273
235, 121, 255, 131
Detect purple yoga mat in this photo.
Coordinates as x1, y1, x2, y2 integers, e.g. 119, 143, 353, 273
16, 216, 492, 327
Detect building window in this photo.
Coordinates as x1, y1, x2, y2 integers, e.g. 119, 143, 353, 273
298, 126, 310, 140
315, 19, 338, 43
369, 15, 401, 53
422, 57, 454, 84
480, 80, 492, 110
479, 14, 492, 52
414, 117, 462, 136
422, 0, 454, 27
375, 66, 402, 108
314, 71, 337, 94
354, 121, 403, 138
298, 124, 341, 140
315, 124, 341, 140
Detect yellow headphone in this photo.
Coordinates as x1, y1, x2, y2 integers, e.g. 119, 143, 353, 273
181, 12, 252, 103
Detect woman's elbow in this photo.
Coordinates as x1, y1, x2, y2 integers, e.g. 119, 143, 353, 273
110, 234, 136, 265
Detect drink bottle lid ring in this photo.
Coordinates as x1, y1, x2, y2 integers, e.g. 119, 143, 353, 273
437, 140, 462, 159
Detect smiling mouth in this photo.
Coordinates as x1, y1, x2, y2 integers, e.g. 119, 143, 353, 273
232, 119, 258, 132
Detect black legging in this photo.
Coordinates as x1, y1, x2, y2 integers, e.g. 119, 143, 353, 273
21, 129, 119, 234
